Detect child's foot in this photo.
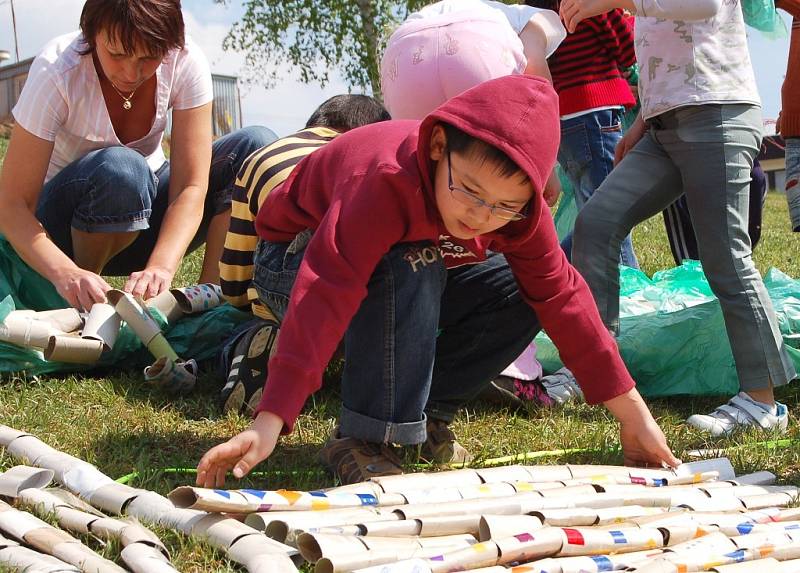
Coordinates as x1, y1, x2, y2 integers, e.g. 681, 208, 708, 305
420, 419, 473, 464
686, 392, 789, 436
219, 320, 280, 416
318, 429, 404, 485
482, 376, 555, 408
540, 367, 583, 404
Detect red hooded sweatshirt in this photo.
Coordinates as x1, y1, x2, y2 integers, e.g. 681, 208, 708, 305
254, 75, 635, 433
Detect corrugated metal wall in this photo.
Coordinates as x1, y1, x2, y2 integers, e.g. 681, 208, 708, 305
0, 58, 242, 136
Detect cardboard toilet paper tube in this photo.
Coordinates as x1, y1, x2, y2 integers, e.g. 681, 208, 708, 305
143, 357, 195, 394
532, 508, 600, 526
393, 496, 525, 520
0, 466, 53, 497
557, 526, 664, 556
171, 283, 224, 313
0, 314, 58, 348
120, 542, 179, 573
372, 469, 483, 493
34, 308, 84, 333
778, 559, 800, 573
144, 333, 180, 361
107, 289, 162, 346
353, 558, 433, 573
316, 545, 462, 573
144, 290, 183, 324
244, 507, 397, 542
170, 486, 381, 513
426, 540, 501, 573
476, 465, 543, 484
595, 506, 668, 525
81, 303, 121, 350
711, 558, 781, 573
479, 514, 544, 541
44, 335, 104, 364
495, 527, 565, 564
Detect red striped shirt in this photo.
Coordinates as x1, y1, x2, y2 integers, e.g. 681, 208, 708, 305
548, 9, 636, 116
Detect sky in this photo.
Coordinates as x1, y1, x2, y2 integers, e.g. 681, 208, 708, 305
0, 0, 791, 136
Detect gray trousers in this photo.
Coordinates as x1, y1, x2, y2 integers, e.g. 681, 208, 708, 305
572, 103, 796, 392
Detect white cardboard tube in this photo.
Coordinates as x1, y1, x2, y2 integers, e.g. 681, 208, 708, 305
0, 466, 54, 497
81, 303, 121, 350
0, 314, 58, 348
44, 335, 104, 364
144, 290, 183, 324
106, 289, 162, 346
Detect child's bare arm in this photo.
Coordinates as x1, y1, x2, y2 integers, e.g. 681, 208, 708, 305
196, 410, 284, 487
519, 20, 553, 81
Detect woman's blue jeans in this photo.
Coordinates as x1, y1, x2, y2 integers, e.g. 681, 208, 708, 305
253, 235, 540, 445
36, 126, 277, 275
558, 108, 639, 268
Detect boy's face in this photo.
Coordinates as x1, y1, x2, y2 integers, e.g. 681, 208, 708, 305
429, 126, 534, 240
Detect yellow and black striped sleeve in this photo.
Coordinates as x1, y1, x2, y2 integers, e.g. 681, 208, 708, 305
219, 127, 338, 311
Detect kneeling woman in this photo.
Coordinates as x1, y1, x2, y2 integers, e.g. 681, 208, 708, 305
0, 0, 276, 309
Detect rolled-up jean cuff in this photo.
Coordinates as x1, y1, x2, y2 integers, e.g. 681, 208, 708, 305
71, 210, 152, 234
339, 406, 427, 445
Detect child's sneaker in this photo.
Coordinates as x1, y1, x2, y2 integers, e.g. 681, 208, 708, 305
540, 367, 583, 404
481, 376, 555, 408
317, 429, 404, 485
220, 320, 280, 415
420, 419, 473, 464
686, 392, 789, 437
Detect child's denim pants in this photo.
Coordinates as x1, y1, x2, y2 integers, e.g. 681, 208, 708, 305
573, 103, 796, 393
35, 126, 277, 275
252, 233, 540, 446
558, 107, 639, 268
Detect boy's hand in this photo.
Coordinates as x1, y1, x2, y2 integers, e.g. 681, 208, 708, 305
604, 388, 681, 468
543, 169, 562, 207
196, 410, 284, 488
614, 113, 646, 165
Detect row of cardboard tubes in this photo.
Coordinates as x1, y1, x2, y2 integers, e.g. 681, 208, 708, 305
1, 423, 800, 573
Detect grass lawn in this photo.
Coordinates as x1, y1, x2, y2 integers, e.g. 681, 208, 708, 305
0, 135, 799, 571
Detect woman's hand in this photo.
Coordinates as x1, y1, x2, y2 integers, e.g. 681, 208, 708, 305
196, 411, 284, 488
604, 388, 681, 468
54, 267, 112, 311
124, 265, 174, 299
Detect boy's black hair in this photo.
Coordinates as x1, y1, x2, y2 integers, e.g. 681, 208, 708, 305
305, 95, 391, 133
442, 122, 530, 183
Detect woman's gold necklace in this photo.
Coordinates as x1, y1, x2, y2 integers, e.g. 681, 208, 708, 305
109, 81, 136, 111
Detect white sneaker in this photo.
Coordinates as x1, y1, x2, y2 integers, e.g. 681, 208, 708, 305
540, 367, 583, 404
686, 392, 789, 437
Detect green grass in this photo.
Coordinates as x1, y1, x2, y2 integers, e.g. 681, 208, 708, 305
0, 136, 799, 571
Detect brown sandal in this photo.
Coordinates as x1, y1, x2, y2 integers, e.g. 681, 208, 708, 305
318, 429, 404, 485
420, 419, 473, 464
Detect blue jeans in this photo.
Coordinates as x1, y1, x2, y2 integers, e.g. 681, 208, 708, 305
558, 108, 639, 268
36, 126, 278, 275
786, 137, 800, 232
252, 235, 540, 445
573, 103, 796, 392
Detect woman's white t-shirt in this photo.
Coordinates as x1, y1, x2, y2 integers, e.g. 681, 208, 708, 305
13, 32, 213, 183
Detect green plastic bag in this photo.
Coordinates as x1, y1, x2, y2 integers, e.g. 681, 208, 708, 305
742, 0, 788, 38
0, 237, 251, 377
535, 261, 800, 397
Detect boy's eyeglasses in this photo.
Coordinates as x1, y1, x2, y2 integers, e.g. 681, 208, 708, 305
447, 151, 528, 222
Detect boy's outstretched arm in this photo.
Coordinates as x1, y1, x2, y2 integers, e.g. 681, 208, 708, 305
196, 410, 284, 488
604, 388, 681, 468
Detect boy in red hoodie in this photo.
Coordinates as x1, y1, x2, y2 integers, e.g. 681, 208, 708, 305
196, 75, 679, 486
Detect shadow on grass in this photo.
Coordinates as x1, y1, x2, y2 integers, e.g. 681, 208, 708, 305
91, 427, 330, 493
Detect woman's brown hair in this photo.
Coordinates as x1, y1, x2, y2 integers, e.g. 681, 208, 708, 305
79, 0, 185, 58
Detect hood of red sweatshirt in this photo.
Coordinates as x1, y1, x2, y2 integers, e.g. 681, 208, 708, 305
415, 74, 560, 240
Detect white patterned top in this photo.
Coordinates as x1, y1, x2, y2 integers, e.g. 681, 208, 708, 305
633, 0, 760, 120
13, 32, 213, 182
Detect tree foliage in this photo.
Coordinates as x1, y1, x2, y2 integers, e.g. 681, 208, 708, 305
215, 0, 432, 99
